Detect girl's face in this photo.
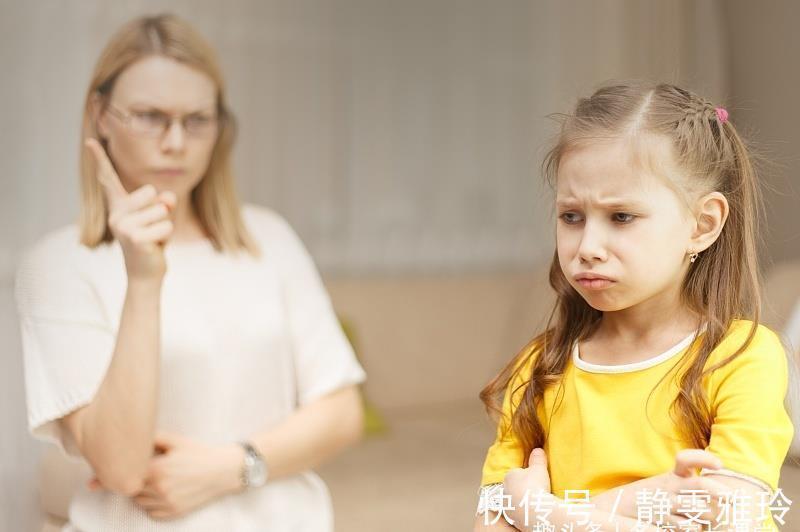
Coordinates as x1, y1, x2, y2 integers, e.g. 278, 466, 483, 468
96, 55, 219, 198
556, 137, 695, 313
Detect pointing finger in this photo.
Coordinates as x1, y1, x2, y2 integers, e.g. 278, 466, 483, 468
85, 138, 127, 203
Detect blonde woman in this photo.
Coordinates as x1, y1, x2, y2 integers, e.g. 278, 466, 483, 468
14, 14, 366, 532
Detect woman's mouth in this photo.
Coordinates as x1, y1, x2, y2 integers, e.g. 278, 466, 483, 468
154, 168, 186, 176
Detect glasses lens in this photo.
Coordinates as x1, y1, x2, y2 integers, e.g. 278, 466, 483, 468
184, 115, 218, 136
130, 111, 169, 137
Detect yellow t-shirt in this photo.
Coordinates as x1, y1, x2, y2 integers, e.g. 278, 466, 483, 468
480, 320, 794, 528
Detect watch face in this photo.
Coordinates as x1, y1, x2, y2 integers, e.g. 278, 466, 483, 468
248, 460, 267, 487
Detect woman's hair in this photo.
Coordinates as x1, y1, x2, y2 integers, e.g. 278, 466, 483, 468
480, 80, 765, 464
79, 13, 259, 256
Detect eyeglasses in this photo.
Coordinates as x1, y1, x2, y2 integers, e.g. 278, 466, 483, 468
105, 103, 219, 138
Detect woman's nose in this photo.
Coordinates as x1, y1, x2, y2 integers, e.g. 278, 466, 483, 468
161, 119, 186, 153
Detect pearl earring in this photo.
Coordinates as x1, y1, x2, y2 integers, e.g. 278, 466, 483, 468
689, 252, 699, 263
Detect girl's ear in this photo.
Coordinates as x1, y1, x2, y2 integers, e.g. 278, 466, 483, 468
689, 192, 729, 253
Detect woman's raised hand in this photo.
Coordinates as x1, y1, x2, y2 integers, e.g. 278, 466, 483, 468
85, 138, 176, 281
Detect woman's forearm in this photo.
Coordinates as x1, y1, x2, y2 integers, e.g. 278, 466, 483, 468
247, 385, 364, 482
64, 278, 162, 494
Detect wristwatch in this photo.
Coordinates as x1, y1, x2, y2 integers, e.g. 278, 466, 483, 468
238, 441, 268, 488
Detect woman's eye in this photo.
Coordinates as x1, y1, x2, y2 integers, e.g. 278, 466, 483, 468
559, 212, 583, 224
134, 111, 165, 124
185, 115, 212, 128
612, 212, 636, 223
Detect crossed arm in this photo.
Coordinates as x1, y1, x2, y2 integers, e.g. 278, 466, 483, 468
77, 384, 364, 520
474, 450, 773, 531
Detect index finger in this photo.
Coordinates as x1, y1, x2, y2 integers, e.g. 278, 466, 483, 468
84, 138, 127, 203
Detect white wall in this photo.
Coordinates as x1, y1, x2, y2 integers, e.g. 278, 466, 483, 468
0, 0, 728, 279
725, 0, 800, 264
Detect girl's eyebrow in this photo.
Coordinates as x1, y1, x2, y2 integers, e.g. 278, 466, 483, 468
556, 197, 645, 209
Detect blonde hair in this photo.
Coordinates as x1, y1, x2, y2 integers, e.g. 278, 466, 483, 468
79, 13, 259, 256
481, 81, 765, 464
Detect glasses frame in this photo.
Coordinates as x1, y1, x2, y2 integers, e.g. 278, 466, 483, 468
104, 103, 220, 139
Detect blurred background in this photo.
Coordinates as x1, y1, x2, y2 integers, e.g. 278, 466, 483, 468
1, 1, 798, 531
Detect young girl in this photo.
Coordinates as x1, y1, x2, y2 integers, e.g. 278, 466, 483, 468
474, 82, 794, 531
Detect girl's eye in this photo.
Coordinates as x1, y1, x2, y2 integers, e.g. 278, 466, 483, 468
559, 212, 583, 224
612, 212, 636, 223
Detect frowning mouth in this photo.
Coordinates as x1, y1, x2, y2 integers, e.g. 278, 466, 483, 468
574, 273, 616, 290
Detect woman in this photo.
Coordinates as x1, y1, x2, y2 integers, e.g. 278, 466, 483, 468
14, 13, 366, 531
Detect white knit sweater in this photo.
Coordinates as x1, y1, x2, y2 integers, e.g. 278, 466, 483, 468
14, 204, 366, 531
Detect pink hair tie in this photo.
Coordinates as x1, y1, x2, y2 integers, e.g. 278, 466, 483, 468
715, 107, 729, 123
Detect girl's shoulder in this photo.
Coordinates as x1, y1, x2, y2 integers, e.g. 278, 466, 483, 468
508, 335, 547, 386
705, 319, 787, 375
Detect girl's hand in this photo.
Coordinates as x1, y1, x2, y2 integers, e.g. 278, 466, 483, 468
88, 431, 245, 520
501, 448, 556, 528
593, 449, 733, 529
85, 138, 176, 282
503, 448, 551, 497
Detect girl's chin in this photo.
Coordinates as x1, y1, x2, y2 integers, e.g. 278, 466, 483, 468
578, 292, 626, 313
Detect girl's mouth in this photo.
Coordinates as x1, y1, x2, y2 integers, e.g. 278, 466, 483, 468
576, 278, 615, 290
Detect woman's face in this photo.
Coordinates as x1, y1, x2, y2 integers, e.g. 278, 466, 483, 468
97, 55, 219, 199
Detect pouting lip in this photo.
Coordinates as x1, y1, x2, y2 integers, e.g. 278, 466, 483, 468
573, 272, 615, 282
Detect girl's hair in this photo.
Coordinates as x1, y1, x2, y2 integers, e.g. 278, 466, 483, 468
78, 13, 259, 256
480, 81, 764, 465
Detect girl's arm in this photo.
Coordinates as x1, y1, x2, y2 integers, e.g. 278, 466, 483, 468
592, 472, 772, 529
473, 511, 518, 531
475, 497, 662, 531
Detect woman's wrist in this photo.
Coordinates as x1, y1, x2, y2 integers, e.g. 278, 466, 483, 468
215, 443, 246, 495
126, 276, 163, 297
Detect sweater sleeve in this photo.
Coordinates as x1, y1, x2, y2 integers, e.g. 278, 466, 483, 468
259, 210, 367, 406
14, 233, 115, 459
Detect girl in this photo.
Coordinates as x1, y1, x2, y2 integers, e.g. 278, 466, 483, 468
14, 14, 366, 532
473, 82, 794, 531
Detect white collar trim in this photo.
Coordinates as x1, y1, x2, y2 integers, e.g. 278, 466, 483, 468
572, 327, 705, 374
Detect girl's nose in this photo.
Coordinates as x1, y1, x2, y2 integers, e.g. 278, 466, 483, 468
577, 222, 608, 263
